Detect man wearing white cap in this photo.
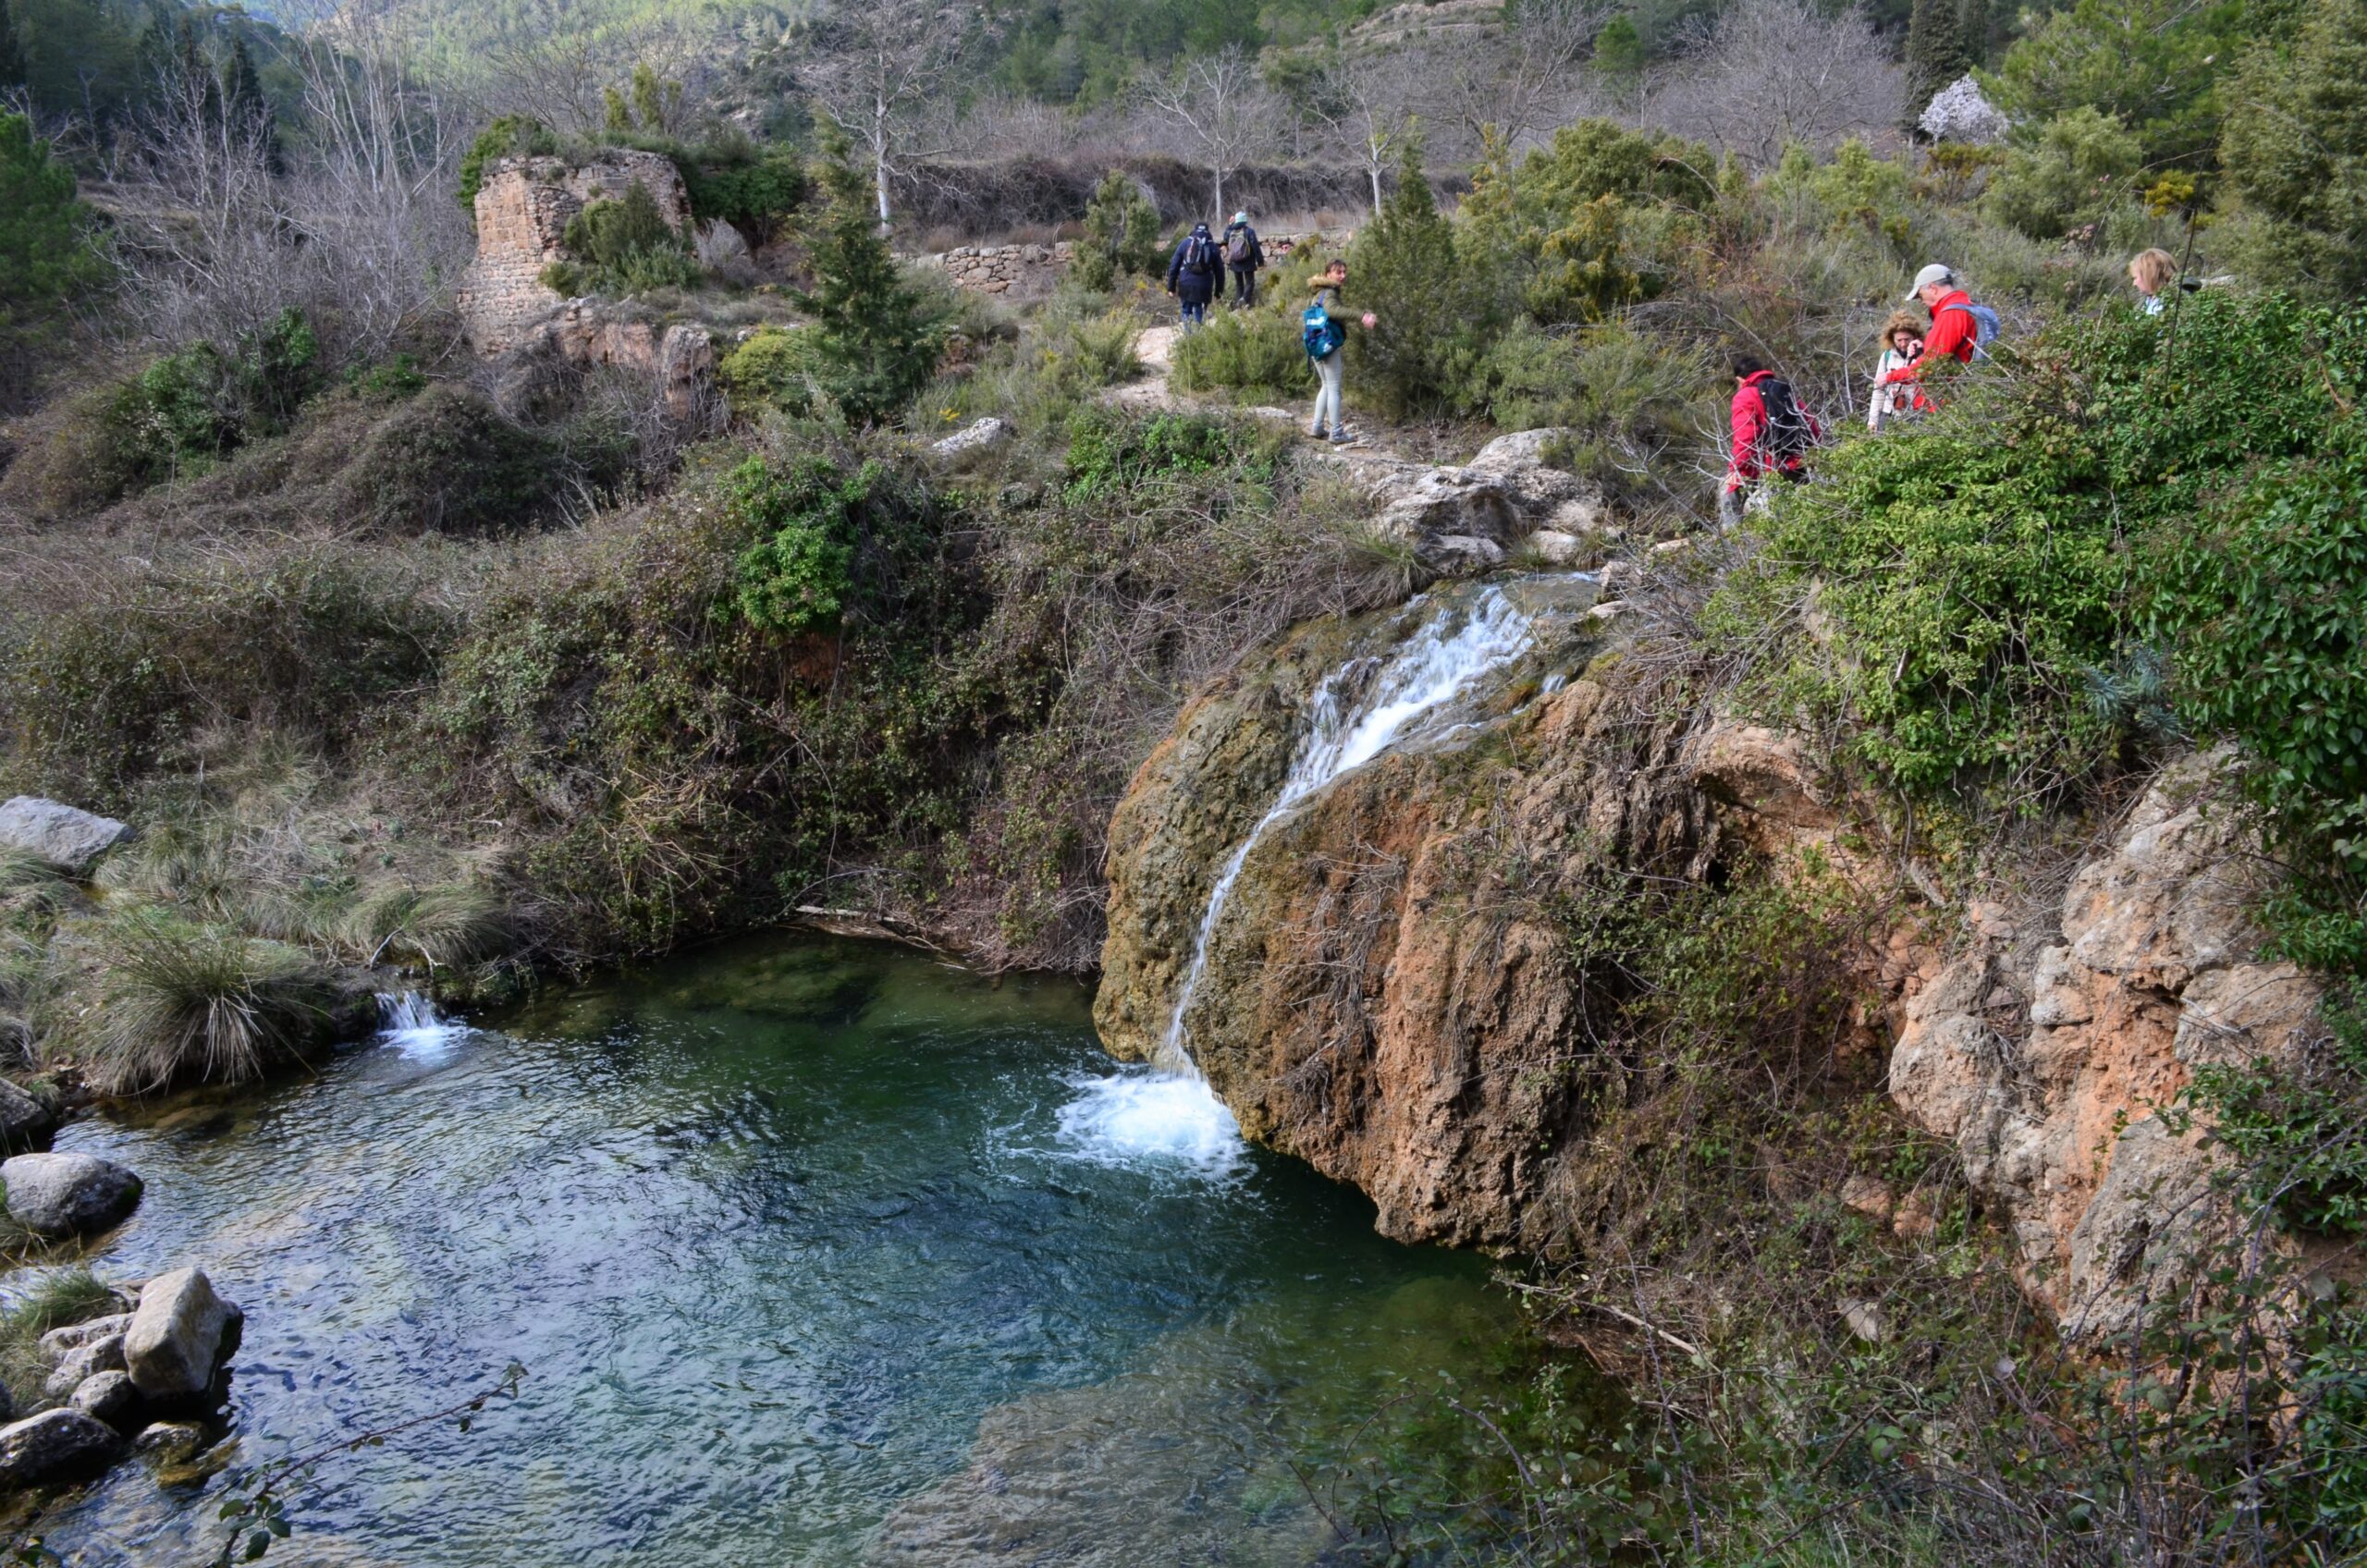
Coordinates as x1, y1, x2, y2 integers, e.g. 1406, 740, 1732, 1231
1883, 263, 1981, 411
1222, 210, 1265, 308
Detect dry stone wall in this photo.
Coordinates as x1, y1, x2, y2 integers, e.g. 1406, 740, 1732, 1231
459, 151, 693, 355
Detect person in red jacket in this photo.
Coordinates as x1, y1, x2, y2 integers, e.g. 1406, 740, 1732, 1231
1882, 263, 1979, 410
1721, 356, 1820, 528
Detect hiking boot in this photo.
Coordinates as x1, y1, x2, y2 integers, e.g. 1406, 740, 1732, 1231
1329, 429, 1358, 446
1308, 424, 1330, 440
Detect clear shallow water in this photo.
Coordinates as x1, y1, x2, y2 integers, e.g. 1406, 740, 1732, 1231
30, 933, 1518, 1566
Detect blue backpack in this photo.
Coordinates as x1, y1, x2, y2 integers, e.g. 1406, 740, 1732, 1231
1303, 298, 1345, 361
1940, 299, 2003, 361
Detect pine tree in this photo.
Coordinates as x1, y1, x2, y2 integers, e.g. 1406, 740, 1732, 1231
796, 134, 945, 424
0, 111, 107, 403
1344, 139, 1502, 417
0, 1, 27, 92
223, 32, 278, 172
1902, 0, 1968, 135
2220, 0, 2367, 293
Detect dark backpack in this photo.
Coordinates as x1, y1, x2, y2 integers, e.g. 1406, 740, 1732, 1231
1182, 234, 1216, 276
1755, 375, 1813, 460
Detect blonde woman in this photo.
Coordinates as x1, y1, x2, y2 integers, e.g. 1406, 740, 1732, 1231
1868, 309, 1925, 431
2129, 248, 2178, 315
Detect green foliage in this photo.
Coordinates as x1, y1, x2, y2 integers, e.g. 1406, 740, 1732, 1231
719, 325, 828, 416
1590, 14, 1643, 91
1903, 0, 1968, 131
795, 136, 950, 425
682, 149, 809, 242
0, 0, 24, 88
1802, 138, 1915, 239
1170, 301, 1307, 400
2217, 0, 2367, 297
1344, 141, 1507, 419
1983, 106, 2143, 239
1073, 168, 1164, 292
1061, 407, 1272, 501
557, 180, 699, 294
79, 907, 335, 1096
1982, 0, 2245, 167
2187, 992, 2367, 1234
457, 115, 558, 212
728, 455, 885, 632
0, 111, 107, 403
0, 1268, 115, 1408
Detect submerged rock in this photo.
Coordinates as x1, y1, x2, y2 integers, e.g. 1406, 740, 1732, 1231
0, 797, 129, 876
124, 1267, 242, 1404
0, 1152, 143, 1238
0, 1408, 122, 1487
133, 1420, 207, 1462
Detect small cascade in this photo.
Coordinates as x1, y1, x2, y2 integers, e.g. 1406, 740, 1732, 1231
1156, 586, 1538, 1073
374, 991, 465, 1060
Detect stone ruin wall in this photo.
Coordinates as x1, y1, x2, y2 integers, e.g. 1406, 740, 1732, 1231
458, 150, 693, 356
912, 231, 1331, 299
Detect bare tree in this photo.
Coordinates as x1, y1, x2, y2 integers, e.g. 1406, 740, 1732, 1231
1315, 49, 1421, 216
108, 9, 467, 363
1641, 0, 1898, 166
1142, 44, 1280, 224
1429, 0, 1615, 153
802, 0, 989, 229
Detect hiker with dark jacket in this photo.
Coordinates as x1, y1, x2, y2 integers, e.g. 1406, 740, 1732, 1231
1721, 356, 1820, 528
1166, 222, 1224, 329
1221, 211, 1264, 307
1882, 263, 1982, 410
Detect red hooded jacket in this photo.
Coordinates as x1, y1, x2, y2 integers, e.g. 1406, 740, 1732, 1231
1727, 370, 1820, 492
1883, 288, 1978, 396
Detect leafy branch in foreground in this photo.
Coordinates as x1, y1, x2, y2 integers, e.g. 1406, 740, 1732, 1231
208, 1362, 529, 1565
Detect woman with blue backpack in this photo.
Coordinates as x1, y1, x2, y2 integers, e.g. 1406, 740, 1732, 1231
1304, 259, 1376, 445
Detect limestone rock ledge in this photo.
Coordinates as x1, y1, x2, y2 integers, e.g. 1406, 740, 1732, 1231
1097, 606, 2324, 1335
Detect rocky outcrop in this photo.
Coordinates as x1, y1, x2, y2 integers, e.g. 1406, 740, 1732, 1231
497, 303, 719, 423
930, 416, 1012, 459
0, 797, 129, 876
0, 1152, 142, 1238
458, 151, 693, 355
1309, 430, 1613, 577
1097, 585, 2314, 1333
1889, 757, 2320, 1339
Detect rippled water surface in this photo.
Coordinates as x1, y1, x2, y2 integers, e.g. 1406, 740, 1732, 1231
31, 933, 1515, 1566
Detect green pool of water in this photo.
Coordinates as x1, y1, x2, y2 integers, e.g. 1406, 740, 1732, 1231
30, 933, 1522, 1565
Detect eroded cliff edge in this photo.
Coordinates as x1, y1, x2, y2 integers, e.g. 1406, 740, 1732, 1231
1096, 570, 2327, 1339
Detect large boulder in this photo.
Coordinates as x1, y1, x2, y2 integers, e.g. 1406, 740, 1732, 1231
0, 1408, 122, 1487
0, 1079, 55, 1153
0, 797, 129, 876
123, 1268, 242, 1404
0, 1152, 142, 1238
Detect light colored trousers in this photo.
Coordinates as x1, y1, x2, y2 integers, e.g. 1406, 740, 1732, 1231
1310, 351, 1344, 433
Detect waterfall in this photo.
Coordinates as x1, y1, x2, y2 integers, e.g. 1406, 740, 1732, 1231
1154, 586, 1537, 1074
375, 991, 464, 1059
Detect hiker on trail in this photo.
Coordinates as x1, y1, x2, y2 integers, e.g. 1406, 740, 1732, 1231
1881, 263, 1994, 410
1721, 355, 1819, 529
1221, 211, 1264, 308
1305, 259, 1377, 445
1166, 221, 1224, 330
1867, 309, 1924, 432
2128, 248, 2178, 315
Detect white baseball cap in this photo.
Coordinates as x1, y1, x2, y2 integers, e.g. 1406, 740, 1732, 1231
1906, 263, 1956, 299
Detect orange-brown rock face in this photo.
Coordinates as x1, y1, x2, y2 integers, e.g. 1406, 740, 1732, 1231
1097, 594, 2325, 1337
457, 151, 694, 356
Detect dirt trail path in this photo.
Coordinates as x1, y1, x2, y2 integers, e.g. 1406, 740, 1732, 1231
1107, 324, 1390, 459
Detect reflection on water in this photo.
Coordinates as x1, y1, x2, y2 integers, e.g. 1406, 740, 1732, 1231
31, 933, 1521, 1566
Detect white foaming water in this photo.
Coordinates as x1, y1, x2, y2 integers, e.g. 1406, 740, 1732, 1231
1156, 587, 1536, 1072
374, 991, 465, 1060
1054, 1069, 1246, 1178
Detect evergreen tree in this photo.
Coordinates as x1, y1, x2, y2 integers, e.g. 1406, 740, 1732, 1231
1902, 0, 1968, 134
0, 1, 27, 92
2219, 0, 2367, 293
1075, 168, 1161, 290
796, 134, 946, 424
1344, 140, 1504, 417
223, 32, 278, 171
1591, 15, 1644, 99
0, 111, 106, 405
171, 15, 220, 126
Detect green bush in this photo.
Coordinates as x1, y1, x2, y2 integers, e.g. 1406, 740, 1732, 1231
1061, 407, 1275, 501
1983, 106, 2142, 239
729, 455, 870, 632
793, 136, 950, 425
458, 114, 558, 211
331, 385, 557, 535
1345, 142, 1508, 419
1982, 0, 2244, 168
1170, 304, 1307, 400
1073, 168, 1163, 292
556, 180, 699, 295
683, 149, 809, 242
719, 325, 828, 416
2217, 0, 2367, 297
0, 111, 108, 408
